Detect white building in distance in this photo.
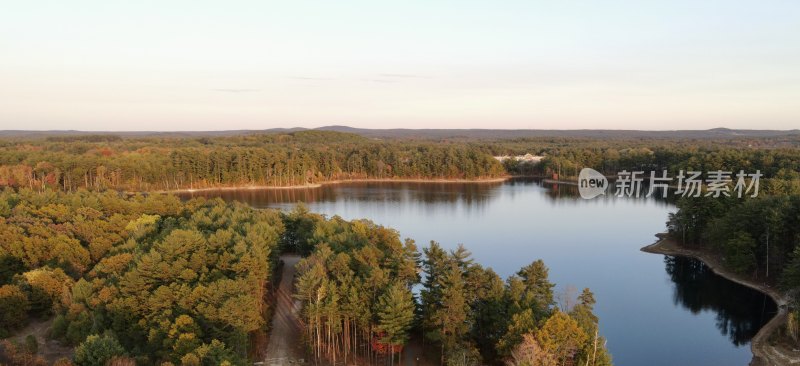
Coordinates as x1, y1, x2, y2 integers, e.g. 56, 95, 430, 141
493, 153, 545, 164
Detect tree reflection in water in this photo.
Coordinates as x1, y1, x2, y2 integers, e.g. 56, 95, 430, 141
664, 256, 777, 346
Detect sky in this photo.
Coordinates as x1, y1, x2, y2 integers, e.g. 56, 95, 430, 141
1, 0, 798, 131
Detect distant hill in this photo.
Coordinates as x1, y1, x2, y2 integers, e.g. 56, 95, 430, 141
1, 126, 797, 140
0, 128, 306, 139
315, 126, 800, 140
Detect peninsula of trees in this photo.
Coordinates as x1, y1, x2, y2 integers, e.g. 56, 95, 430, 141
0, 131, 505, 191
0, 189, 611, 365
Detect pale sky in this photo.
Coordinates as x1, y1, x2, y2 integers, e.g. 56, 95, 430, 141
1, 0, 798, 131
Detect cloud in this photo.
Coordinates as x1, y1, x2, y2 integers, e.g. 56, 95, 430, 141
212, 88, 261, 93
378, 73, 431, 79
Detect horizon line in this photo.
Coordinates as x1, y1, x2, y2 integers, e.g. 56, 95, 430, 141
2, 125, 800, 134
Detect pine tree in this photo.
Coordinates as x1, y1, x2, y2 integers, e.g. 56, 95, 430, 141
421, 241, 449, 344
517, 260, 555, 316
430, 262, 469, 365
570, 289, 613, 366
376, 283, 415, 365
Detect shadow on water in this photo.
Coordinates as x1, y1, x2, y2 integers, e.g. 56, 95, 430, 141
664, 256, 777, 346
534, 178, 676, 207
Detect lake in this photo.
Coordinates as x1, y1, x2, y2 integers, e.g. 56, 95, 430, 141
177, 178, 776, 366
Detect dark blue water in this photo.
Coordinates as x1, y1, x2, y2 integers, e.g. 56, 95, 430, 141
178, 178, 776, 366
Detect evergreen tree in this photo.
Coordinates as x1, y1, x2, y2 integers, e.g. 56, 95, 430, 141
376, 283, 415, 364
429, 262, 470, 365
517, 260, 555, 317
570, 289, 613, 366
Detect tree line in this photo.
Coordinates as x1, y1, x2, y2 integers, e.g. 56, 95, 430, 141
667, 195, 800, 286
3, 132, 798, 195
0, 131, 505, 191
498, 139, 800, 194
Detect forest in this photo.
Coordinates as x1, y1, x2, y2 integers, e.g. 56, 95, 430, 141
1, 131, 798, 196
0, 189, 610, 366
2, 131, 800, 365
0, 189, 282, 365
0, 131, 505, 191
496, 138, 800, 194
287, 207, 611, 366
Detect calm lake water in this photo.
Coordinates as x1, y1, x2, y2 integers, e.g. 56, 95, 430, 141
177, 178, 776, 366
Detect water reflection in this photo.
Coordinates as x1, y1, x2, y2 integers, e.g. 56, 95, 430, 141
177, 178, 674, 210
664, 256, 776, 346
537, 179, 675, 207
177, 180, 504, 209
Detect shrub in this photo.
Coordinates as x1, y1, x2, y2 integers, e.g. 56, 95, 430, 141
74, 334, 126, 366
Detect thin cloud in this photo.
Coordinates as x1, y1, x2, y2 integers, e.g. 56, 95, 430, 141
379, 73, 431, 79
212, 88, 261, 93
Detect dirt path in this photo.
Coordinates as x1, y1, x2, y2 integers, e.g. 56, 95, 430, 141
8, 317, 73, 362
264, 254, 306, 365
400, 339, 439, 366
642, 235, 799, 366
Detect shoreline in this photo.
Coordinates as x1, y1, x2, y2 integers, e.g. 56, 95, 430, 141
641, 235, 794, 366
152, 176, 512, 194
